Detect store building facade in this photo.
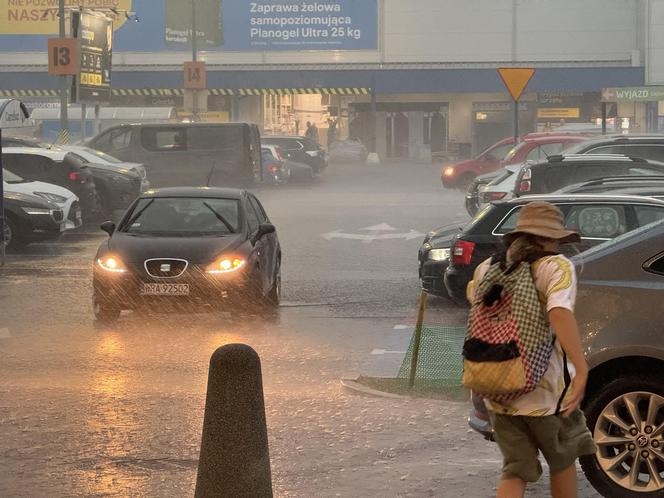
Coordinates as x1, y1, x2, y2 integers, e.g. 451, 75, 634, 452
1, 0, 662, 159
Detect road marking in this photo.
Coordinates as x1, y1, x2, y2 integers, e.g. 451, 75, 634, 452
0, 328, 11, 339
393, 325, 411, 330
370, 349, 407, 355
321, 229, 424, 242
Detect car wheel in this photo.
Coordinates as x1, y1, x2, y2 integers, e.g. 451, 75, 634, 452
580, 374, 664, 498
2, 217, 25, 251
266, 259, 281, 307
93, 296, 121, 324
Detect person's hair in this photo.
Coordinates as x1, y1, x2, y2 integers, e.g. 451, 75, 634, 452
505, 233, 555, 264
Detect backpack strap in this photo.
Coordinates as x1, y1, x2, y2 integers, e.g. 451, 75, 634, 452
555, 347, 572, 416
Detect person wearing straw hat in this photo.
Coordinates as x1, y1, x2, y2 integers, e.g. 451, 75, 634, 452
466, 201, 596, 498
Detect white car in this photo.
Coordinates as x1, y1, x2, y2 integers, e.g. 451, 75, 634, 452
62, 145, 150, 192
477, 163, 526, 208
3, 169, 82, 230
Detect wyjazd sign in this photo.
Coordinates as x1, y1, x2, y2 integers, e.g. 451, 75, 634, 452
223, 0, 377, 51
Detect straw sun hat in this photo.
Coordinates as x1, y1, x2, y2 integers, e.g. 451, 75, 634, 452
504, 201, 580, 244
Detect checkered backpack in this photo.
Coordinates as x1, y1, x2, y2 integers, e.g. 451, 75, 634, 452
462, 253, 555, 402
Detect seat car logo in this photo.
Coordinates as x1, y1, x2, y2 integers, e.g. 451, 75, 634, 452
160, 264, 171, 272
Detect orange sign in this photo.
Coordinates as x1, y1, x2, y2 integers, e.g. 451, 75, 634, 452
47, 38, 79, 76
497, 68, 536, 101
184, 61, 207, 90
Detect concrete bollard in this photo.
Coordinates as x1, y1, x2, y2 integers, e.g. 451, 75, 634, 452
195, 344, 273, 498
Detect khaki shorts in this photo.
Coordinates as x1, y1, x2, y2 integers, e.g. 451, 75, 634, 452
489, 409, 598, 482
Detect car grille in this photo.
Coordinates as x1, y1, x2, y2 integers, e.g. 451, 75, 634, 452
144, 258, 188, 278
51, 209, 64, 223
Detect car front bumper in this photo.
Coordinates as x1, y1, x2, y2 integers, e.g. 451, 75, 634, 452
93, 266, 257, 311
419, 258, 450, 296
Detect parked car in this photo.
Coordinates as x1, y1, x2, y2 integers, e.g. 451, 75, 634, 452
261, 146, 290, 183
3, 168, 81, 230
465, 171, 501, 216
329, 137, 368, 163
62, 145, 149, 192
262, 135, 328, 175
563, 134, 664, 162
556, 175, 664, 197
441, 134, 587, 190
85, 123, 262, 188
468, 219, 664, 498
2, 147, 142, 219
419, 194, 664, 302
476, 163, 524, 208
1, 135, 56, 149
2, 191, 64, 250
514, 154, 664, 197
92, 187, 281, 324
1, 147, 98, 217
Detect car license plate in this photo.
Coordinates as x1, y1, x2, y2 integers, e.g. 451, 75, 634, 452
141, 283, 190, 296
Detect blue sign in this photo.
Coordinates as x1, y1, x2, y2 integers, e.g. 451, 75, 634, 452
222, 0, 377, 51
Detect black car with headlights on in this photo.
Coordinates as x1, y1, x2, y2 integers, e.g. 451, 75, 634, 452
92, 187, 281, 323
2, 191, 64, 250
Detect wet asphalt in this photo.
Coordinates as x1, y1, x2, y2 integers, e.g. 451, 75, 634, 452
0, 162, 600, 497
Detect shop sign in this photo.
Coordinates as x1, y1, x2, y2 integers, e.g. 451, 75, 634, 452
602, 86, 664, 102
537, 108, 580, 119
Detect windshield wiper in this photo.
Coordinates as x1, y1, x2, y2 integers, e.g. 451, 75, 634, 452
203, 202, 235, 233
122, 199, 155, 231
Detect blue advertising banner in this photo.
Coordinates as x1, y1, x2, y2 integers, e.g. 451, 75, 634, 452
222, 0, 377, 51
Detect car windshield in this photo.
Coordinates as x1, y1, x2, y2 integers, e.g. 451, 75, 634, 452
2, 169, 25, 183
120, 197, 240, 236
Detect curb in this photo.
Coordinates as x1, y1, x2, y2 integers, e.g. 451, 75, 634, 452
340, 378, 412, 400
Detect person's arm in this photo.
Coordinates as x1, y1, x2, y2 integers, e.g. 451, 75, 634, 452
548, 307, 588, 417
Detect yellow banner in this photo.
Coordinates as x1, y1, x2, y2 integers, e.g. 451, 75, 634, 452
537, 108, 580, 119
0, 0, 132, 35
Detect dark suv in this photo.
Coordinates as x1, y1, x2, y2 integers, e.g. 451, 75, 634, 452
514, 154, 664, 197
564, 134, 664, 162
419, 194, 664, 302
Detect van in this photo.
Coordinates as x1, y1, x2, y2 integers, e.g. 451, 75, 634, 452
85, 123, 262, 188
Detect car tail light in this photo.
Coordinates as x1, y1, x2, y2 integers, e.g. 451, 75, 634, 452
522, 168, 532, 180
452, 239, 475, 266
518, 180, 531, 193
68, 171, 86, 183
267, 164, 278, 174
275, 146, 283, 160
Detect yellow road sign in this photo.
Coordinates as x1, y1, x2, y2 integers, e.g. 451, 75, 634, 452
498, 67, 536, 102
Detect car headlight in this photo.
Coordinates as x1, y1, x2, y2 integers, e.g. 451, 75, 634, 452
443, 167, 455, 177
428, 248, 451, 261
21, 207, 52, 215
205, 257, 246, 274
34, 192, 68, 204
97, 256, 128, 273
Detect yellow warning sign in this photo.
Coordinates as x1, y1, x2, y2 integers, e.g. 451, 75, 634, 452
498, 68, 536, 102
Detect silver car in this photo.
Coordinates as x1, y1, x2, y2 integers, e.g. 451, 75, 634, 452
469, 219, 664, 497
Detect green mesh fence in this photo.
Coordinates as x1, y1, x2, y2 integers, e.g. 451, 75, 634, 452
397, 325, 466, 393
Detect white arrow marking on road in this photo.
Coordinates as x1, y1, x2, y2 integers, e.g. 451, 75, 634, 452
321, 230, 425, 242
371, 349, 407, 355
362, 223, 396, 232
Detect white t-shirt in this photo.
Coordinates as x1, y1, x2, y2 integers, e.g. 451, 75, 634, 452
467, 255, 577, 416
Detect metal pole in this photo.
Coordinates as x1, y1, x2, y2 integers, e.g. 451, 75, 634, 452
601, 102, 607, 135
0, 128, 5, 266
80, 103, 87, 141
94, 104, 101, 136
191, 0, 198, 121
408, 290, 428, 389
513, 99, 519, 144
370, 88, 377, 154
59, 0, 69, 142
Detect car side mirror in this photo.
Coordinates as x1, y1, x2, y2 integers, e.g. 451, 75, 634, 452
100, 221, 115, 236
257, 223, 275, 237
